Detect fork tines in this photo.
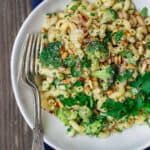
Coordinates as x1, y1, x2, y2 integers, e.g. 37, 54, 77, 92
22, 33, 42, 85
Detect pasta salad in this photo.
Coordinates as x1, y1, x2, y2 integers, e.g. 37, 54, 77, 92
38, 0, 150, 137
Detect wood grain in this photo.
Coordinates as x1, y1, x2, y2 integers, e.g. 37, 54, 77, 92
0, 0, 32, 150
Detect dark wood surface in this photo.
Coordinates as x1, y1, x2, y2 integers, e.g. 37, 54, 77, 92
0, 0, 32, 150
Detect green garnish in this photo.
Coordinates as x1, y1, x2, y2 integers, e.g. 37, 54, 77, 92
39, 41, 62, 67
130, 72, 150, 94
70, 5, 79, 11
73, 80, 84, 87
102, 95, 147, 119
140, 7, 148, 18
113, 31, 124, 43
103, 31, 112, 43
90, 12, 96, 16
146, 42, 150, 50
81, 5, 87, 10
58, 92, 96, 109
43, 34, 48, 39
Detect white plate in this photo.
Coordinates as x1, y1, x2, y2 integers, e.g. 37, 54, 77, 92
11, 0, 150, 150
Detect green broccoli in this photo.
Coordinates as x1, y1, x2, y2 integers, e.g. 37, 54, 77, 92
101, 8, 118, 24
86, 40, 109, 70
92, 65, 117, 90
39, 41, 62, 67
83, 121, 101, 135
78, 106, 92, 121
56, 108, 78, 125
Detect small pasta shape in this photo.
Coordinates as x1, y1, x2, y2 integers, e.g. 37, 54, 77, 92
99, 24, 107, 38
113, 2, 123, 10
145, 17, 150, 25
136, 15, 145, 26
145, 34, 150, 43
108, 83, 126, 100
136, 26, 147, 40
123, 0, 131, 11
102, 0, 115, 8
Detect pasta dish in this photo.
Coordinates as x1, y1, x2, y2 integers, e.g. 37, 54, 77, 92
37, 0, 150, 137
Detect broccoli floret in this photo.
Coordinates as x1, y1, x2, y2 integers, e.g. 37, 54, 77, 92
92, 65, 117, 90
56, 108, 78, 125
78, 106, 92, 121
83, 121, 101, 135
101, 8, 118, 24
39, 41, 62, 67
86, 40, 109, 70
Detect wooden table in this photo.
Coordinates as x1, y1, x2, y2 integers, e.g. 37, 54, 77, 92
0, 0, 33, 149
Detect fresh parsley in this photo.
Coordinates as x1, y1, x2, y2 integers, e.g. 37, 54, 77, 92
102, 95, 148, 119
70, 5, 79, 11
73, 80, 84, 87
146, 42, 150, 50
140, 7, 148, 18
58, 92, 96, 109
130, 72, 150, 94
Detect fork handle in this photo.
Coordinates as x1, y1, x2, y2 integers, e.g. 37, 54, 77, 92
32, 124, 45, 150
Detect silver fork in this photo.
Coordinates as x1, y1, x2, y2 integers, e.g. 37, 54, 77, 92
21, 34, 45, 150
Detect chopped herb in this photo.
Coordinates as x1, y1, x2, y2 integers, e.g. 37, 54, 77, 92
43, 34, 48, 39
113, 31, 124, 43
140, 7, 148, 18
102, 95, 147, 119
90, 12, 96, 16
39, 41, 62, 67
58, 92, 96, 109
103, 31, 112, 43
73, 80, 84, 87
146, 42, 150, 50
70, 5, 78, 11
81, 5, 87, 10
130, 72, 150, 94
